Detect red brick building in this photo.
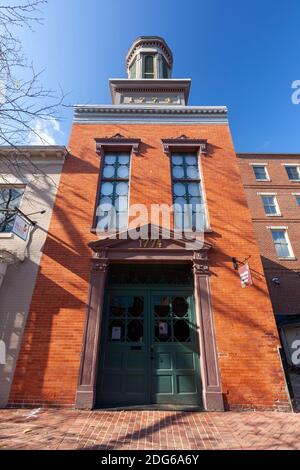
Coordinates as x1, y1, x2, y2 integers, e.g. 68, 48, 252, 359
238, 153, 300, 406
8, 37, 290, 411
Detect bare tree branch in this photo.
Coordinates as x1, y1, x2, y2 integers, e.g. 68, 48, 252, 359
0, 0, 67, 179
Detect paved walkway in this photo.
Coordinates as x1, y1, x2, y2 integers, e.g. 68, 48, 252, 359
0, 409, 300, 450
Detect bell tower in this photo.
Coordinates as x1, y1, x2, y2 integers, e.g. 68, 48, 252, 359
110, 36, 191, 106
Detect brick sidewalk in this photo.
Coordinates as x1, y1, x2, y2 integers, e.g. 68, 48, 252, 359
0, 409, 299, 450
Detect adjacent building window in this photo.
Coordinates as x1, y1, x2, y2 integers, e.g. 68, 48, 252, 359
261, 195, 280, 216
271, 229, 294, 259
0, 187, 24, 233
171, 153, 206, 231
296, 195, 300, 207
96, 152, 130, 231
143, 55, 155, 79
285, 165, 300, 181
253, 165, 269, 181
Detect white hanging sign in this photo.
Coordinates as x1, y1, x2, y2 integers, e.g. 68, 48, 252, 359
12, 214, 31, 241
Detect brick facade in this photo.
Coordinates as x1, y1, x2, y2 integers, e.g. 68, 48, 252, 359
238, 154, 300, 315
9, 125, 290, 411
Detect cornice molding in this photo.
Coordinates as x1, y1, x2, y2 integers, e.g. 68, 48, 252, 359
74, 105, 228, 125
95, 134, 141, 156
109, 79, 191, 104
162, 136, 208, 156
126, 37, 173, 67
0, 146, 67, 160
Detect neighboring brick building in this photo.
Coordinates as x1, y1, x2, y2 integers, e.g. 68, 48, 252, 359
8, 37, 290, 411
238, 153, 300, 406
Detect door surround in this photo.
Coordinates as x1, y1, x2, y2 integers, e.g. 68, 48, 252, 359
75, 224, 224, 411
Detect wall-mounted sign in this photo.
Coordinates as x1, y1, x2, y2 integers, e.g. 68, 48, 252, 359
111, 327, 121, 341
12, 214, 31, 241
238, 263, 253, 288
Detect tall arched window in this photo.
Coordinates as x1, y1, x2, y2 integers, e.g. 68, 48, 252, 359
143, 55, 155, 79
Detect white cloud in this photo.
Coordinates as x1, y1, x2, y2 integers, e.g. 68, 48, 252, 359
27, 117, 63, 146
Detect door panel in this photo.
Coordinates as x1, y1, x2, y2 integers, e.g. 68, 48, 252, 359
150, 292, 202, 405
96, 286, 202, 407
96, 292, 149, 406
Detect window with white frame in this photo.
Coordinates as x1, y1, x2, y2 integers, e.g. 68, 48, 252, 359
285, 165, 300, 181
261, 195, 280, 216
253, 165, 269, 181
0, 187, 24, 233
96, 152, 130, 232
271, 229, 294, 259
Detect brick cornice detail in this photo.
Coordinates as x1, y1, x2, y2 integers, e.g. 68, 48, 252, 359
95, 135, 141, 156
162, 136, 208, 156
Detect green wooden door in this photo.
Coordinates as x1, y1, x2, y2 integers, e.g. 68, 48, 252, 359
150, 291, 202, 405
96, 286, 202, 407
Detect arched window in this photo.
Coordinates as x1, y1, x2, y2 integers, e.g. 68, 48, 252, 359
143, 55, 154, 79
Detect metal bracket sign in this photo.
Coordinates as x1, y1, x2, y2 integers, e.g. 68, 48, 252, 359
238, 263, 253, 288
12, 214, 31, 241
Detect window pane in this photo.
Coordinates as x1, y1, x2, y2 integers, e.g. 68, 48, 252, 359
186, 156, 197, 165
188, 183, 200, 197
101, 182, 114, 196
261, 196, 278, 215
253, 166, 268, 180
171, 153, 206, 231
271, 230, 292, 258
0, 187, 24, 233
117, 166, 129, 178
186, 166, 199, 179
97, 152, 130, 231
144, 55, 154, 78
119, 154, 130, 165
173, 197, 185, 209
115, 182, 128, 196
296, 196, 300, 207
115, 196, 128, 211
172, 155, 183, 165
105, 155, 117, 165
174, 183, 186, 197
103, 166, 115, 178
286, 166, 300, 181
172, 166, 184, 179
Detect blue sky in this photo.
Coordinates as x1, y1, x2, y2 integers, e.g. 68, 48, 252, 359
14, 0, 300, 152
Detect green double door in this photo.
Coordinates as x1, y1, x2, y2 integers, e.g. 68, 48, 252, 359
96, 286, 202, 407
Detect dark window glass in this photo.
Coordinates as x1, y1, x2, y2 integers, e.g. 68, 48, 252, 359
143, 55, 154, 78
286, 166, 300, 181
261, 196, 279, 215
97, 152, 130, 231
153, 296, 192, 343
271, 230, 292, 258
108, 296, 144, 343
253, 166, 268, 180
0, 187, 24, 233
